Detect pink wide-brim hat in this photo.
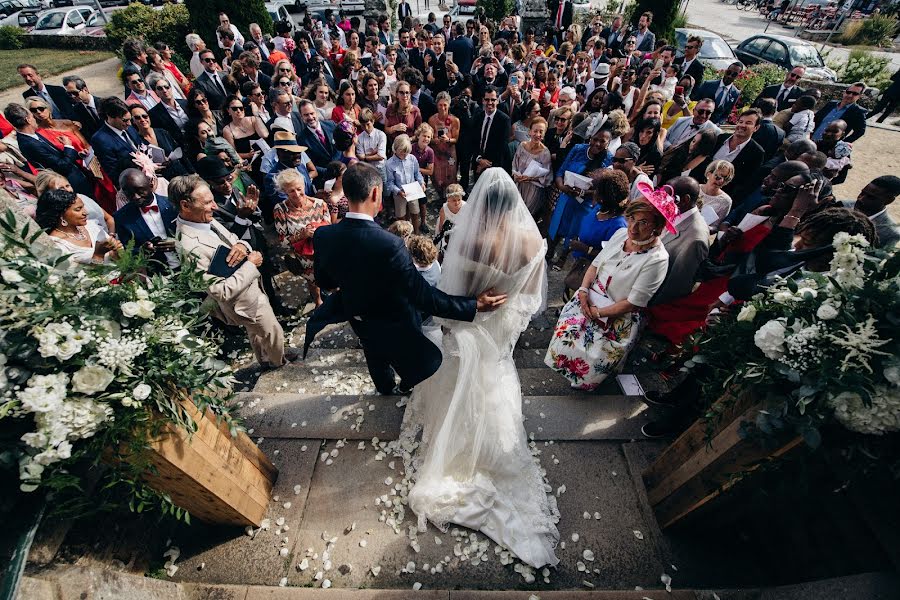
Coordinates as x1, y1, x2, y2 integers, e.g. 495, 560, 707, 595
636, 181, 680, 235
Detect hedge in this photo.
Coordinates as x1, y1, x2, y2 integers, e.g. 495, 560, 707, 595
184, 0, 273, 63
104, 3, 191, 59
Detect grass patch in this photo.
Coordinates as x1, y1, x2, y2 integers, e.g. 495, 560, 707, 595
0, 48, 115, 92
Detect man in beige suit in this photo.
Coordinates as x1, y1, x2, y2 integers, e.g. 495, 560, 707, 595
170, 174, 287, 369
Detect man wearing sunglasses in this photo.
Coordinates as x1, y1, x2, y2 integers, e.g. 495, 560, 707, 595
62, 75, 101, 140
754, 66, 806, 111
124, 73, 159, 111
193, 49, 228, 111
674, 35, 705, 88
812, 81, 867, 143
693, 61, 744, 124
663, 99, 720, 150
147, 72, 189, 145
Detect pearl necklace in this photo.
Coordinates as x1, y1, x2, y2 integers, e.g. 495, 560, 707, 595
58, 226, 87, 241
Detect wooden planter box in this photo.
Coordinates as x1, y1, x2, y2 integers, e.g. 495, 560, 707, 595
136, 399, 278, 527
642, 391, 802, 530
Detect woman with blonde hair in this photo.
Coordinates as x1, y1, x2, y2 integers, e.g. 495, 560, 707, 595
427, 91, 459, 200
385, 134, 425, 233
273, 59, 303, 96
384, 81, 422, 146
699, 160, 735, 230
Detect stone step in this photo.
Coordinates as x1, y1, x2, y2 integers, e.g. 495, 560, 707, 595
293, 318, 556, 354
232, 393, 650, 442
253, 364, 609, 397
296, 347, 556, 370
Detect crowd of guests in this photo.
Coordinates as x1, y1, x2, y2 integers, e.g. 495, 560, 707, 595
0, 8, 897, 383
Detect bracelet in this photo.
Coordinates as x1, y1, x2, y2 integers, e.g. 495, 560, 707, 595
780, 215, 801, 228
577, 287, 588, 294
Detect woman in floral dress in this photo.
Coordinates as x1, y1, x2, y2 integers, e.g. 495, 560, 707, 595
427, 91, 459, 201
272, 169, 331, 307
545, 183, 675, 390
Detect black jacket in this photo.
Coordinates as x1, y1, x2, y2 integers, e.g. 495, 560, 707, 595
755, 83, 804, 111
690, 133, 765, 197
193, 71, 228, 111
473, 108, 511, 169
17, 132, 91, 197
752, 119, 785, 160
70, 100, 102, 140
148, 99, 189, 146
674, 56, 705, 89
814, 100, 867, 143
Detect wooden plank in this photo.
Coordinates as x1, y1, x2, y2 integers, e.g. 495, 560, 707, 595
653, 435, 802, 529
642, 390, 756, 491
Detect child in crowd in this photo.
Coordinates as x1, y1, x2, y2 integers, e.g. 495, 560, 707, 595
387, 219, 413, 244
385, 134, 426, 233
412, 123, 435, 232
435, 183, 466, 257
408, 234, 441, 333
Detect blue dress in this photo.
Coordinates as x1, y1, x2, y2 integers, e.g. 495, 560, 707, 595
572, 210, 627, 259
547, 144, 613, 242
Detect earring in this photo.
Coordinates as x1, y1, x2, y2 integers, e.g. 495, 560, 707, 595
60, 218, 68, 227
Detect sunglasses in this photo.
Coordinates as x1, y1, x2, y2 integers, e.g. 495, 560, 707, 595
29, 106, 48, 113
788, 72, 802, 79
132, 113, 150, 120
611, 157, 634, 163
129, 77, 144, 84
229, 105, 244, 111
844, 90, 861, 96
712, 173, 728, 181
202, 57, 216, 63
695, 108, 712, 115
685, 44, 698, 50
194, 97, 208, 104
155, 83, 171, 90
278, 80, 292, 86
66, 89, 81, 96
279, 67, 292, 71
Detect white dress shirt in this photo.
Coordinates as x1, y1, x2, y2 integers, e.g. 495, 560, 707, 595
713, 136, 751, 162
143, 200, 179, 269
344, 212, 374, 222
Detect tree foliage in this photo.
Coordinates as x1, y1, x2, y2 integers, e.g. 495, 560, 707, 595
105, 4, 191, 59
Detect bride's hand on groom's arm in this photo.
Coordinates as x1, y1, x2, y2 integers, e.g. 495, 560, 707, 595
476, 289, 508, 312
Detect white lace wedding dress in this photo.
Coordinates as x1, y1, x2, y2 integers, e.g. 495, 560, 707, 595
400, 169, 560, 568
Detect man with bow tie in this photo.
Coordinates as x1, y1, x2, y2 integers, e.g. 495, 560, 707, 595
114, 168, 180, 272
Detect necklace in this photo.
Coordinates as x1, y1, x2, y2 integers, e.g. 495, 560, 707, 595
58, 226, 87, 241
630, 236, 656, 247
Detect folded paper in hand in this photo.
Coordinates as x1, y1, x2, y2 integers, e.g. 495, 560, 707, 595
587, 285, 614, 325
564, 170, 593, 191
522, 160, 550, 178
208, 246, 245, 278
147, 145, 183, 164
700, 204, 719, 225
401, 182, 425, 201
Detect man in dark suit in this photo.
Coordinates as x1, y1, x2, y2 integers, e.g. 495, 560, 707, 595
4, 103, 92, 198
473, 62, 508, 102
243, 40, 275, 77
473, 87, 512, 176
548, 0, 574, 46
296, 99, 340, 183
91, 97, 142, 188
691, 108, 765, 198
409, 32, 436, 76
397, 0, 412, 21
147, 72, 190, 145
812, 82, 868, 143
633, 11, 656, 52
309, 163, 505, 394
755, 66, 806, 111
113, 168, 179, 271
193, 49, 228, 111
237, 53, 272, 95
18, 64, 72, 120
219, 26, 244, 69
674, 34, 706, 88
752, 98, 785, 160
62, 75, 101, 140
447, 23, 475, 76
692, 62, 744, 124
267, 89, 305, 141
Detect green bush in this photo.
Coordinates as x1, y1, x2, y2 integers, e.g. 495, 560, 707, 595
0, 25, 23, 50
184, 0, 272, 62
476, 0, 515, 24
703, 61, 785, 107
828, 48, 892, 91
105, 4, 191, 59
839, 14, 898, 48
632, 0, 681, 44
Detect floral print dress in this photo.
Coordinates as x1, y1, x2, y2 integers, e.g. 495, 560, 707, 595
545, 228, 669, 390
273, 198, 331, 282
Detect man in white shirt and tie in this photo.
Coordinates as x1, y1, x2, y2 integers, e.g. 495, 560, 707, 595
62, 75, 102, 139
115, 169, 180, 271
18, 64, 70, 120
474, 87, 511, 176
91, 97, 141, 186
755, 66, 806, 111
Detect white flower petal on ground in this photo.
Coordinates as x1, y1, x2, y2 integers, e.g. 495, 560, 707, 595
633, 530, 644, 540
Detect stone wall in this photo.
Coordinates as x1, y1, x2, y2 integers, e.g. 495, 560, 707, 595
799, 78, 879, 109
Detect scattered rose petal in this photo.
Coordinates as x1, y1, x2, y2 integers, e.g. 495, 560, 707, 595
661, 573, 673, 592
413, 582, 422, 590
583, 549, 595, 561
633, 530, 644, 540
571, 533, 579, 542
278, 577, 287, 587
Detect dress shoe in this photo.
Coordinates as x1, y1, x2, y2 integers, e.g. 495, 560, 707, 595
641, 421, 679, 439
642, 390, 679, 408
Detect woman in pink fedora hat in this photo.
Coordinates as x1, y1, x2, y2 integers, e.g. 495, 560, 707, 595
545, 182, 676, 390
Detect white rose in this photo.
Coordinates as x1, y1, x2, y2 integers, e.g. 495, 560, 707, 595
71, 365, 115, 395
2, 267, 24, 283
120, 301, 141, 318
45, 322, 75, 337
797, 287, 818, 299
754, 319, 787, 360
773, 290, 796, 304
885, 364, 900, 387
47, 274, 60, 285
135, 287, 149, 300
55, 339, 82, 361
816, 304, 839, 321
737, 304, 757, 322
132, 383, 152, 401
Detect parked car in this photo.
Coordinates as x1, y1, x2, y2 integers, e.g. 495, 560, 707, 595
265, 1, 292, 26
674, 28, 739, 72
734, 33, 837, 81
84, 9, 107, 36
30, 6, 93, 34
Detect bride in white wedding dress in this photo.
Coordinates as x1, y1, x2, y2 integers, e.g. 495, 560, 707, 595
400, 168, 560, 569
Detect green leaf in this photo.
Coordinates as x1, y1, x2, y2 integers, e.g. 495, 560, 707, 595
801, 427, 822, 450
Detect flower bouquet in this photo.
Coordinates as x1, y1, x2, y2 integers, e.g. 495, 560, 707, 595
689, 232, 899, 459
0, 210, 243, 521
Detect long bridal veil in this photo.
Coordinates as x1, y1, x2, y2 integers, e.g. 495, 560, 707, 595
401, 168, 559, 568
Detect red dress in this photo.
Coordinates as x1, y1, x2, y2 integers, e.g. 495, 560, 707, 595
647, 222, 774, 346
36, 127, 118, 214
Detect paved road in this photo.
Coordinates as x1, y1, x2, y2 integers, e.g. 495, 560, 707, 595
685, 0, 900, 71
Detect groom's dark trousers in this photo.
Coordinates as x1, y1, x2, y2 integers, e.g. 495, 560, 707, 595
309, 215, 476, 394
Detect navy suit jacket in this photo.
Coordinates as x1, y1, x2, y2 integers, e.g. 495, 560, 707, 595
752, 119, 785, 160
71, 101, 102, 140
693, 80, 741, 124
307, 217, 476, 354
23, 85, 73, 120
148, 99, 189, 146
193, 71, 228, 111
446, 35, 475, 76
113, 194, 177, 252
297, 119, 340, 176
91, 124, 142, 188
17, 132, 92, 197
814, 100, 867, 143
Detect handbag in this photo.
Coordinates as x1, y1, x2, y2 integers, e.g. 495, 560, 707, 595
564, 256, 592, 291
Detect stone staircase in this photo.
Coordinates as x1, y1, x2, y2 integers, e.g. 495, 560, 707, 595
19, 273, 900, 599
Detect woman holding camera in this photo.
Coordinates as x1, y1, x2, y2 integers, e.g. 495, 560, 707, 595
428, 91, 460, 201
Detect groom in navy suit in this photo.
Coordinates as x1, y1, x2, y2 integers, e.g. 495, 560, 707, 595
308, 163, 506, 395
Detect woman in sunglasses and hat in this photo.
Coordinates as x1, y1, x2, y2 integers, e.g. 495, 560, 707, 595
545, 182, 675, 390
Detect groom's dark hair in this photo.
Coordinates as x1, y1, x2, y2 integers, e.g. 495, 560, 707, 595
343, 162, 383, 205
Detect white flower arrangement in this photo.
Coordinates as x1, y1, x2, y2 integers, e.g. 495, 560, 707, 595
0, 211, 238, 517
694, 232, 899, 448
